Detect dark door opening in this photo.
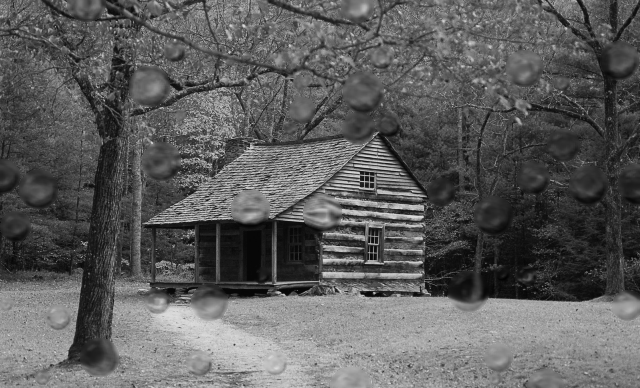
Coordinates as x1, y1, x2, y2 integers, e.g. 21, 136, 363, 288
243, 230, 262, 281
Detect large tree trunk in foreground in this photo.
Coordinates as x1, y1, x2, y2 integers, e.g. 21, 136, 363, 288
130, 123, 142, 277
67, 17, 138, 360
603, 76, 624, 295
68, 131, 128, 360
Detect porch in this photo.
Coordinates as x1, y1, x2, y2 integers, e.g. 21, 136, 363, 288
148, 220, 322, 291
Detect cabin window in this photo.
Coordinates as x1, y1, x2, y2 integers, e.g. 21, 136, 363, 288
364, 224, 385, 263
288, 226, 303, 262
359, 171, 376, 190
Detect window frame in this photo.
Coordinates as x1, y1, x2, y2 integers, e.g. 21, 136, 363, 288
359, 170, 377, 192
364, 224, 385, 264
286, 225, 304, 264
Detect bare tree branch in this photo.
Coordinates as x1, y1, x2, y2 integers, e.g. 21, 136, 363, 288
459, 102, 604, 138
574, 0, 597, 40
265, 0, 369, 30
130, 70, 272, 116
299, 96, 343, 139
614, 0, 640, 40
537, 0, 599, 50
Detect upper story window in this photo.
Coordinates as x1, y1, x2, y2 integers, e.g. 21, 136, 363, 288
359, 171, 376, 190
288, 226, 303, 262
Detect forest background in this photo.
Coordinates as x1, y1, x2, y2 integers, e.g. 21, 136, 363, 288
2, 0, 640, 303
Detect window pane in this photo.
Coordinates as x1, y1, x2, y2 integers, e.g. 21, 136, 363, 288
366, 227, 381, 262
360, 171, 376, 189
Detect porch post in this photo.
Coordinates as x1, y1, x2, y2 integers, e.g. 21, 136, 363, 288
215, 223, 221, 284
272, 221, 277, 285
151, 227, 156, 283
194, 225, 200, 283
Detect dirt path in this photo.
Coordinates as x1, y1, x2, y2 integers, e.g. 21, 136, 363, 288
150, 305, 316, 388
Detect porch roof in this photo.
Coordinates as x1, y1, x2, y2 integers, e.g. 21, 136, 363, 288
144, 135, 367, 228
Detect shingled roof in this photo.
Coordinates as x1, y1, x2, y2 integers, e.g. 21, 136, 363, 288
144, 134, 372, 228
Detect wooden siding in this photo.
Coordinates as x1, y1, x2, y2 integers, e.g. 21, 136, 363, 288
276, 136, 427, 222
317, 137, 426, 292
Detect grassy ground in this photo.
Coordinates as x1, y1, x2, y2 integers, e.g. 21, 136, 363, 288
1, 274, 639, 387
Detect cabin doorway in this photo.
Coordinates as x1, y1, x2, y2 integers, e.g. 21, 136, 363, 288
243, 230, 262, 281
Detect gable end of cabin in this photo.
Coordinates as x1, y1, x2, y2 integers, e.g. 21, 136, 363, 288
318, 136, 427, 293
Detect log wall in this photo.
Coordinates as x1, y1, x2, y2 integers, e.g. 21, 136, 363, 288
319, 137, 428, 292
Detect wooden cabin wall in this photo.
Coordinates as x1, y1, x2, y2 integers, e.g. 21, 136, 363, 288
269, 222, 319, 282
319, 137, 427, 292
198, 222, 318, 283
198, 223, 243, 282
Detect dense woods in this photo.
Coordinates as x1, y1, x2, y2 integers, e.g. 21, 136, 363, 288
3, 0, 640, 363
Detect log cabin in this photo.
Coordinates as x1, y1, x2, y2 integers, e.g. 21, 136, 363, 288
144, 133, 429, 293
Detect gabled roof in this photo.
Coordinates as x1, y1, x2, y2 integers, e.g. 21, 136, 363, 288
144, 134, 427, 228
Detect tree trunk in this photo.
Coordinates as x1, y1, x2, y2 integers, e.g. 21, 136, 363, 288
116, 222, 123, 275
130, 122, 143, 277
493, 244, 499, 298
602, 0, 623, 295
67, 20, 137, 360
474, 233, 484, 273
457, 107, 465, 189
67, 128, 128, 361
603, 75, 624, 295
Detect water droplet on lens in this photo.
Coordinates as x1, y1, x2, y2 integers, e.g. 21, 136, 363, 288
569, 165, 607, 204
303, 194, 342, 231
142, 142, 181, 181
289, 97, 316, 123
79, 338, 119, 377
231, 190, 270, 225
612, 291, 640, 321
600, 41, 639, 80
474, 196, 512, 235
293, 72, 313, 89
376, 111, 401, 137
0, 296, 13, 311
341, 0, 375, 23
164, 40, 186, 62
264, 352, 287, 375
343, 72, 384, 112
130, 66, 171, 107
145, 290, 170, 314
187, 351, 212, 375
427, 177, 455, 207
370, 46, 394, 69
517, 161, 550, 194
525, 368, 566, 388
191, 285, 229, 320
506, 50, 543, 87
147, 0, 164, 17
69, 0, 104, 21
484, 344, 513, 372
19, 170, 57, 208
547, 130, 580, 162
0, 160, 20, 193
619, 163, 640, 204
330, 366, 373, 388
495, 265, 510, 282
448, 271, 488, 312
35, 369, 52, 385
517, 267, 536, 285
47, 306, 70, 330
489, 371, 502, 384
0, 212, 31, 241
342, 111, 375, 145
551, 77, 570, 91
